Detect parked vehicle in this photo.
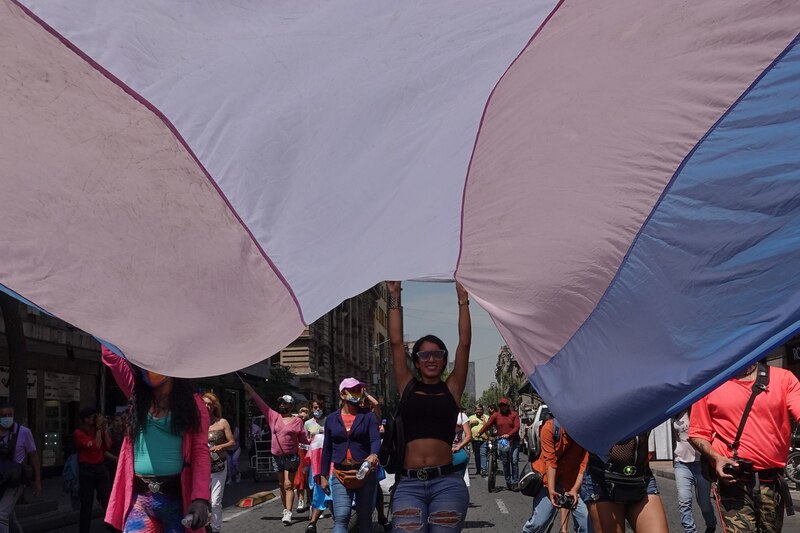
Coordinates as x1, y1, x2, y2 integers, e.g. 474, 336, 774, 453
524, 404, 553, 461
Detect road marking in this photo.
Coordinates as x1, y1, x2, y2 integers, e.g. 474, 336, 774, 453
495, 498, 509, 514
223, 491, 280, 522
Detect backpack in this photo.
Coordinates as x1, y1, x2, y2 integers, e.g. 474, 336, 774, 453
518, 418, 561, 497
378, 379, 418, 474
528, 412, 557, 462
62, 453, 80, 495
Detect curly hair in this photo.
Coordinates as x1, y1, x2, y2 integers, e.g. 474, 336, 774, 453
202, 392, 223, 420
126, 363, 201, 437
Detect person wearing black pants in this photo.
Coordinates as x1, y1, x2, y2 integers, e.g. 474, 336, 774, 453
73, 407, 112, 533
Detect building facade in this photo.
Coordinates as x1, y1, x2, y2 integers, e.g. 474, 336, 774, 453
278, 283, 386, 408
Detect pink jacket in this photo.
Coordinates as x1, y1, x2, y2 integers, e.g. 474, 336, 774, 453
102, 347, 210, 532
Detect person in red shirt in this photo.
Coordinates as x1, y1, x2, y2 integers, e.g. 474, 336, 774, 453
477, 397, 521, 489
73, 406, 112, 533
689, 363, 800, 533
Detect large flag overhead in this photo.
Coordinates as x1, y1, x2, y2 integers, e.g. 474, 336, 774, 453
2, 0, 800, 452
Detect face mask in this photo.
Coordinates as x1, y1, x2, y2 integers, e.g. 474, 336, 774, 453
345, 393, 362, 405
312, 410, 323, 418
0, 418, 12, 429
278, 405, 292, 414
141, 369, 169, 388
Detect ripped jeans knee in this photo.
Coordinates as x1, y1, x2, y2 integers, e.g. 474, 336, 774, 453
393, 507, 464, 531
391, 471, 469, 532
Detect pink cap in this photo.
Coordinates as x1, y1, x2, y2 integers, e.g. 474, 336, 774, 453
339, 377, 366, 392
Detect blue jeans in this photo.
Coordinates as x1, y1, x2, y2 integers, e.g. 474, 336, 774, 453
522, 484, 591, 533
472, 440, 488, 474
330, 471, 377, 533
392, 471, 469, 532
674, 460, 716, 533
500, 440, 520, 487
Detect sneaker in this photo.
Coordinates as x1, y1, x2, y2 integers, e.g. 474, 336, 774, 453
305, 523, 317, 533
296, 498, 307, 513
282, 509, 292, 525
481, 472, 487, 478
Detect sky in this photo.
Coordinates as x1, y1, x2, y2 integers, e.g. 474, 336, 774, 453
400, 281, 507, 398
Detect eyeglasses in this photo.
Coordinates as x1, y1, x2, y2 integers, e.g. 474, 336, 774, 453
417, 350, 446, 362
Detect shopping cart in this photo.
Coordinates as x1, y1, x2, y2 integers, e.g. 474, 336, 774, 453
248, 415, 279, 482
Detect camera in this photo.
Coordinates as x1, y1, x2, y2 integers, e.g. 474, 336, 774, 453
722, 458, 754, 480
554, 493, 575, 509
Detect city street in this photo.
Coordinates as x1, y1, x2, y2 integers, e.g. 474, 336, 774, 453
57, 462, 800, 532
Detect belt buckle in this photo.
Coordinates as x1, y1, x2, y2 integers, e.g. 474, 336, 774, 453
622, 465, 637, 477
416, 469, 429, 481
147, 480, 162, 494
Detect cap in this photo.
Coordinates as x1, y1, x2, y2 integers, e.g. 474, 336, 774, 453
277, 394, 294, 404
339, 377, 366, 392
498, 398, 510, 405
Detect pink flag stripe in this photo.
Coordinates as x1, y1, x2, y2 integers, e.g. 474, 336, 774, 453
458, 0, 800, 376
0, 0, 304, 376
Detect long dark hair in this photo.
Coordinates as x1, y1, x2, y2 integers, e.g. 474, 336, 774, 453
126, 363, 201, 437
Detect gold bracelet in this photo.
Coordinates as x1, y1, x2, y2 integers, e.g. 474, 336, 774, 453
458, 300, 469, 306
388, 295, 400, 308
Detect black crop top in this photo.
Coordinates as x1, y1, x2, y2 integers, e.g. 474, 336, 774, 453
400, 379, 460, 445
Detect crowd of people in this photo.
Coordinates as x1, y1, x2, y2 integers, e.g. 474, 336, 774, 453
1, 281, 799, 533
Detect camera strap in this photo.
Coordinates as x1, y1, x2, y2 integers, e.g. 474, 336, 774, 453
728, 363, 769, 460
545, 507, 571, 533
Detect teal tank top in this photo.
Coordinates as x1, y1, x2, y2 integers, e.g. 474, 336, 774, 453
133, 413, 184, 476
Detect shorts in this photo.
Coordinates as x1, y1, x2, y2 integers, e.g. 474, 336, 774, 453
274, 454, 300, 472
580, 469, 659, 504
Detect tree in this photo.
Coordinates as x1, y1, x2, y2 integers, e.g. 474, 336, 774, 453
460, 391, 476, 411
478, 383, 501, 409
0, 292, 28, 424
259, 364, 297, 406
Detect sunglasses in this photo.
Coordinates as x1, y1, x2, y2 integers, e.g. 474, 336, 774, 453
417, 350, 446, 362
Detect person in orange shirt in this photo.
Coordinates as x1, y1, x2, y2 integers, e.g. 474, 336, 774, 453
689, 362, 800, 533
522, 418, 590, 533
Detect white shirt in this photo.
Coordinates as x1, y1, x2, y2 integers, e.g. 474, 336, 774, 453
673, 411, 698, 463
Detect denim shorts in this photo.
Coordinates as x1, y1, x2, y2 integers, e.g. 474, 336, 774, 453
581, 469, 659, 504
274, 454, 300, 472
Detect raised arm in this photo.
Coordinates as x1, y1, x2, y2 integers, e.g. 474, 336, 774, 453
101, 345, 135, 398
387, 281, 413, 395
446, 282, 472, 403
242, 382, 277, 427
188, 395, 212, 504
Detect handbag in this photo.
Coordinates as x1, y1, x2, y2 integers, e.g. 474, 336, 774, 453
0, 425, 32, 488
598, 469, 647, 504
333, 464, 368, 490
274, 430, 301, 472
210, 450, 227, 473
379, 379, 418, 474
517, 463, 543, 497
